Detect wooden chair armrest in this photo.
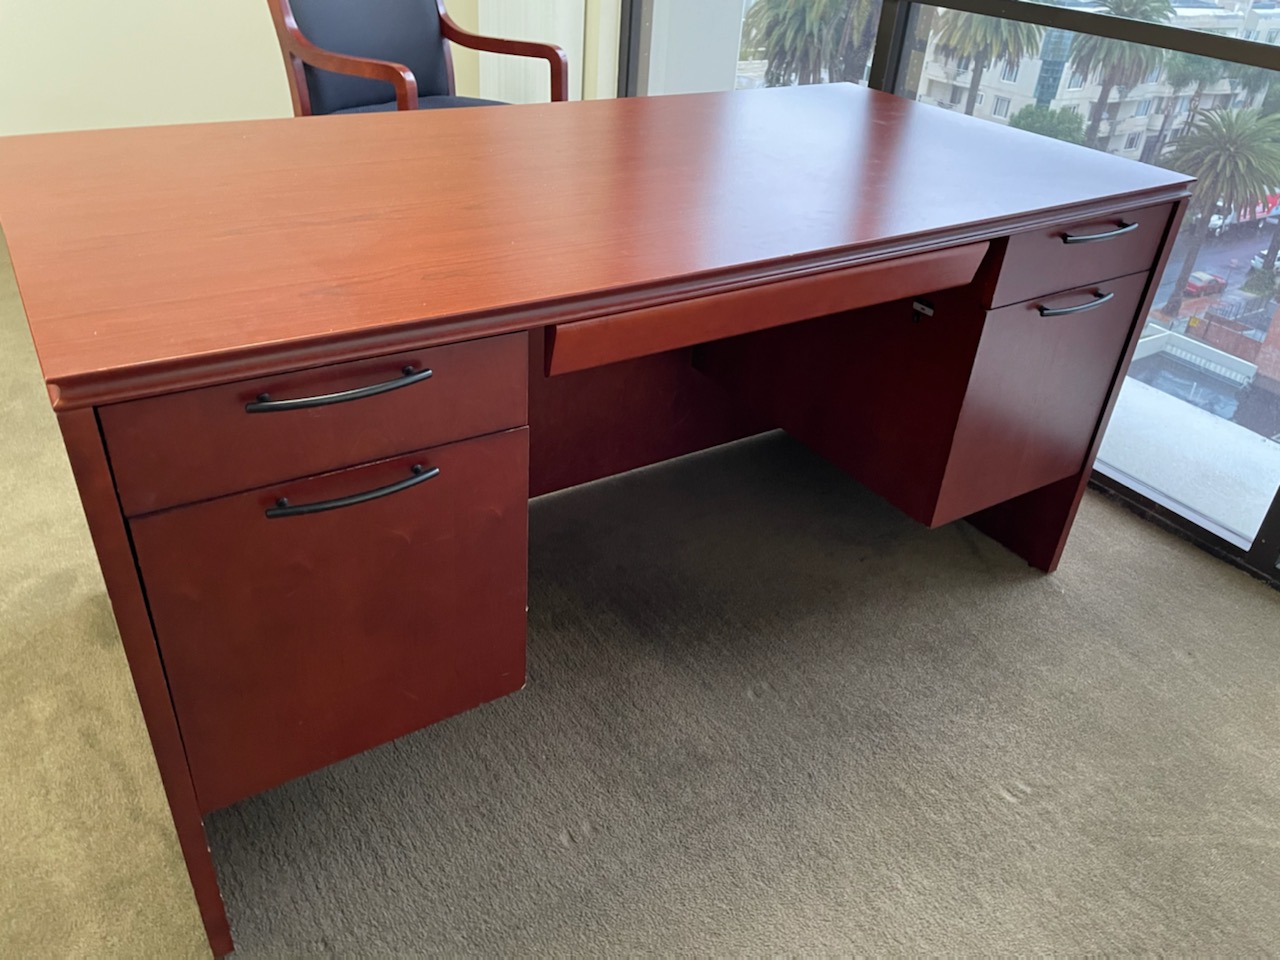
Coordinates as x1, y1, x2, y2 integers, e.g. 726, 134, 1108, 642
277, 28, 418, 110
438, 10, 570, 102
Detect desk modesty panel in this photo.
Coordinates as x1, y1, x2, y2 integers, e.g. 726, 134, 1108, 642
0, 85, 1192, 956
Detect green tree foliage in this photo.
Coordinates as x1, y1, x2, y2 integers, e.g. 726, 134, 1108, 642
1068, 0, 1174, 148
1009, 104, 1086, 144
1160, 109, 1280, 315
931, 11, 1043, 116
741, 0, 877, 88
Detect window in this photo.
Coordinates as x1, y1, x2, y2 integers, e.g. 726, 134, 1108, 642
1267, 30, 1279, 43
1135, 99, 1152, 117
1064, 103, 1080, 115
1124, 131, 1142, 150
950, 85, 965, 105
976, 92, 985, 106
1067, 70, 1086, 90
992, 96, 1011, 119
1000, 60, 1019, 82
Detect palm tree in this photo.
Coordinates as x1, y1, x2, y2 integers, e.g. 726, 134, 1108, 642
1142, 52, 1218, 164
931, 11, 1043, 116
741, 0, 877, 88
1160, 109, 1280, 316
1068, 0, 1173, 149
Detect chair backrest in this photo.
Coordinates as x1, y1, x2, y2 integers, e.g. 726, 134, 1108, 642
288, 0, 452, 114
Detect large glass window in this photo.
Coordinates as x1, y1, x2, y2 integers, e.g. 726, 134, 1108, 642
892, 8, 1280, 545
624, 0, 1280, 569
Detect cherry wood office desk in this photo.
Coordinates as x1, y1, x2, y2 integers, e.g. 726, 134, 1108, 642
0, 84, 1191, 955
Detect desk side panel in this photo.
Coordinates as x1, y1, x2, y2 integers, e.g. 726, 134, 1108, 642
529, 336, 767, 497
55, 408, 231, 957
966, 198, 1189, 570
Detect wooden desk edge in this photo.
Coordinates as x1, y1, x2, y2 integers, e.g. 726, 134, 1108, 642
35, 185, 1190, 412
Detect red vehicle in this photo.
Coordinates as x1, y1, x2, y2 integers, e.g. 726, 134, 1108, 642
1184, 271, 1226, 297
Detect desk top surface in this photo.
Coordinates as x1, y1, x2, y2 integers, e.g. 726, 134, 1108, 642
0, 84, 1190, 405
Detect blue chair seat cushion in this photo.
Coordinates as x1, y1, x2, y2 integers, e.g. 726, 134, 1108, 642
332, 96, 506, 114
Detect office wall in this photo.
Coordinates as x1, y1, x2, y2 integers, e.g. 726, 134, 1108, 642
0, 0, 292, 136
0, 0, 619, 137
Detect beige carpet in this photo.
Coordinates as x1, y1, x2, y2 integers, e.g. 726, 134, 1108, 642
0, 241, 207, 955
3, 234, 1279, 955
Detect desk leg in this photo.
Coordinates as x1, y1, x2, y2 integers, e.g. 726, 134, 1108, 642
966, 471, 1089, 573
57, 409, 232, 958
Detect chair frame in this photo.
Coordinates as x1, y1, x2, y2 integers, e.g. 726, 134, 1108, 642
267, 0, 571, 115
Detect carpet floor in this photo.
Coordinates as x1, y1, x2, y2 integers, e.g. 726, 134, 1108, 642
4, 236, 1280, 955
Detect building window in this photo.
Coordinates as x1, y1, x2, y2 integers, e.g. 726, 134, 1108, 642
1124, 131, 1143, 151
1067, 70, 1086, 90
976, 92, 985, 106
1267, 29, 1279, 43
950, 85, 965, 105
1064, 103, 1080, 115
993, 96, 1011, 119
1135, 99, 1152, 117
1000, 60, 1019, 83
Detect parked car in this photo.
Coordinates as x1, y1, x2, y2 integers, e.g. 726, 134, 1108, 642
1249, 248, 1280, 273
1184, 271, 1227, 297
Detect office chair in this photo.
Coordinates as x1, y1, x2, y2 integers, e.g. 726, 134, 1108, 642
266, 0, 570, 116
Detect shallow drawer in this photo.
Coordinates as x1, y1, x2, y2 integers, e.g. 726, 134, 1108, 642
102, 332, 527, 516
545, 242, 989, 375
130, 427, 529, 812
984, 202, 1172, 308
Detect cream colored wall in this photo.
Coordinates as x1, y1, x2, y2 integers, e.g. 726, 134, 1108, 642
0, 0, 618, 137
0, 0, 292, 136
454, 0, 619, 103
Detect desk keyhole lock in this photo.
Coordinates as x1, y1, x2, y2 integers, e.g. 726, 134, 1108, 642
911, 299, 935, 323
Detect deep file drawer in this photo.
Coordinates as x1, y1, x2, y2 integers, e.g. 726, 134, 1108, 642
129, 427, 529, 812
101, 332, 528, 516
699, 270, 1150, 529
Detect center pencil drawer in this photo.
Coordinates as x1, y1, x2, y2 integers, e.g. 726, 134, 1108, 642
101, 332, 528, 516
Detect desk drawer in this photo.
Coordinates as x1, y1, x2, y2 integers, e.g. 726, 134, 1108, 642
545, 243, 989, 375
700, 271, 1149, 529
985, 202, 1172, 308
933, 270, 1148, 524
102, 333, 527, 516
130, 427, 529, 812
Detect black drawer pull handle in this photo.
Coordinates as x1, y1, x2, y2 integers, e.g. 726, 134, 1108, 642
1037, 291, 1115, 317
246, 366, 433, 413
1061, 221, 1138, 244
266, 464, 440, 518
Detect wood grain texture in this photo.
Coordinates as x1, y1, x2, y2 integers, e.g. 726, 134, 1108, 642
54, 409, 232, 956
130, 428, 529, 813
982, 202, 1172, 308
529, 338, 767, 498
697, 289, 989, 527
0, 85, 1190, 408
967, 198, 1190, 571
545, 242, 988, 375
101, 332, 526, 516
698, 269, 1150, 530
934, 271, 1150, 525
